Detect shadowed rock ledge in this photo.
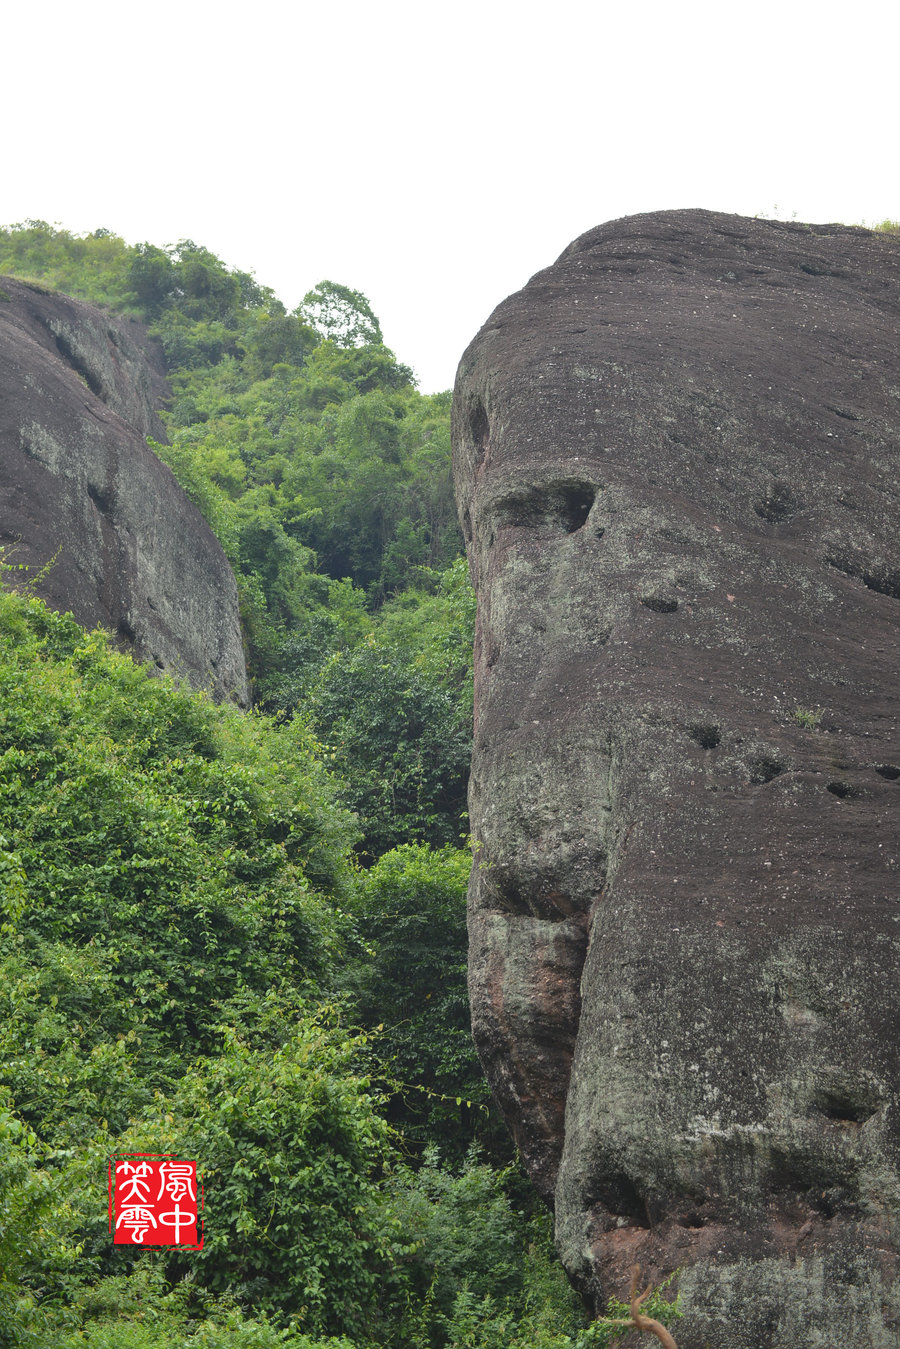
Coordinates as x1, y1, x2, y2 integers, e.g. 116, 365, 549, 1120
0, 276, 248, 703
452, 209, 900, 1348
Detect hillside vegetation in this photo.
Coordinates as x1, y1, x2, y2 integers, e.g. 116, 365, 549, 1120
0, 223, 599, 1349
0, 222, 470, 860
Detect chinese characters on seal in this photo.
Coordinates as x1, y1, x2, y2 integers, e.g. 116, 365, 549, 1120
110, 1156, 203, 1247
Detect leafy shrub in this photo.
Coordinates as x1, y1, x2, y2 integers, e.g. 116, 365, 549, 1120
381, 1154, 584, 1349
112, 1019, 394, 1336
0, 1099, 84, 1347
0, 592, 355, 1054
339, 845, 491, 1152
306, 647, 470, 860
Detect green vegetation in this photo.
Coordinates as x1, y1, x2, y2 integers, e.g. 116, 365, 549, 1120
0, 224, 619, 1347
0, 585, 594, 1348
791, 706, 824, 729
0, 219, 469, 857
578, 1275, 682, 1348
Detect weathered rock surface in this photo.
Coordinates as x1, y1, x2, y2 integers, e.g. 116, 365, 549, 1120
453, 210, 900, 1347
0, 277, 248, 703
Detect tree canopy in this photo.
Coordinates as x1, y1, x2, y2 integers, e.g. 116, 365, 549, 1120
0, 223, 610, 1349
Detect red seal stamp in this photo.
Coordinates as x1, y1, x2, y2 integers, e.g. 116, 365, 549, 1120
109, 1155, 203, 1247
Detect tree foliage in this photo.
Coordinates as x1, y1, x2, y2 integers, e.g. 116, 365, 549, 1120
339, 845, 490, 1151
0, 587, 589, 1349
297, 281, 383, 349
0, 225, 600, 1349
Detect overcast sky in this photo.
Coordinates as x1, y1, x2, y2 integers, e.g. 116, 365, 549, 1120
4, 1, 897, 392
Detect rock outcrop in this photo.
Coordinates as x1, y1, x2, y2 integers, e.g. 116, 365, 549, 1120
453, 210, 900, 1347
0, 277, 248, 703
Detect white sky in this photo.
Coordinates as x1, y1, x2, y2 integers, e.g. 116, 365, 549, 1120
3, 0, 898, 392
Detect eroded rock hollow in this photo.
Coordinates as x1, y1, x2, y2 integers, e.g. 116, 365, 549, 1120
452, 210, 900, 1347
0, 277, 248, 703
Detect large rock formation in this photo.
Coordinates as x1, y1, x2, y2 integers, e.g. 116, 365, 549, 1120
453, 210, 900, 1347
0, 276, 248, 703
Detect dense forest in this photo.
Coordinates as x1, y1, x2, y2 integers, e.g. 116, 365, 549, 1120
0, 223, 640, 1349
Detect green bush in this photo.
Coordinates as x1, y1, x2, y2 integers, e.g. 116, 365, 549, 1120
112, 1018, 394, 1336
306, 646, 470, 860
381, 1154, 584, 1349
339, 845, 491, 1152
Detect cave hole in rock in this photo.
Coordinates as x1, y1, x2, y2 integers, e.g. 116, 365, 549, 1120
811, 1187, 861, 1220
87, 481, 112, 514
688, 723, 721, 750
827, 405, 861, 422
755, 479, 798, 523
49, 326, 105, 400
875, 764, 899, 780
558, 482, 596, 532
826, 781, 857, 799
639, 595, 679, 613
799, 261, 843, 278
813, 1087, 878, 1126
492, 481, 597, 537
492, 878, 537, 919
861, 568, 900, 600
592, 1173, 653, 1229
826, 554, 900, 600
750, 756, 785, 784
769, 1147, 840, 1198
117, 616, 136, 643
679, 1210, 709, 1229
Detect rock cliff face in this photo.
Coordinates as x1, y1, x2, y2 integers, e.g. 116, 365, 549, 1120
453, 210, 900, 1347
0, 276, 248, 703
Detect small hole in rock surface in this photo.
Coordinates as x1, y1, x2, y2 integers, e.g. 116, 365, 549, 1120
875, 764, 899, 780
640, 595, 679, 613
752, 757, 785, 784
688, 724, 721, 749
827, 781, 855, 799
813, 1088, 878, 1125
558, 482, 595, 533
